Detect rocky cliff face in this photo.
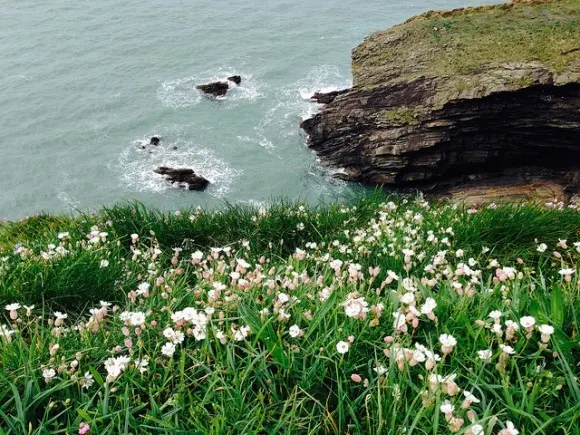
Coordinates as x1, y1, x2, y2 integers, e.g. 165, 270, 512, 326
301, 0, 580, 202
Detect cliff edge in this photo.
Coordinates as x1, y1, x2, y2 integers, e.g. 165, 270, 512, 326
301, 0, 580, 202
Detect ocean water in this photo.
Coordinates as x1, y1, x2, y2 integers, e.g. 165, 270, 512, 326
0, 0, 499, 220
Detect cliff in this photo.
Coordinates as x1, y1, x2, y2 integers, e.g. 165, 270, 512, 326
301, 0, 580, 202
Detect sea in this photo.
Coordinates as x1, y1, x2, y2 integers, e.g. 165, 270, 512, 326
0, 0, 499, 220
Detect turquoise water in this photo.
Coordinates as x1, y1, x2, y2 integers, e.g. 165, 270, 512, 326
1, 0, 498, 220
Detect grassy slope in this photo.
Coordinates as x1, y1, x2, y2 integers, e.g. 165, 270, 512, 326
352, 0, 580, 88
0, 193, 578, 433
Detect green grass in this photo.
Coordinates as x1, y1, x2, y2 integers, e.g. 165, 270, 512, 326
352, 0, 580, 89
0, 193, 578, 433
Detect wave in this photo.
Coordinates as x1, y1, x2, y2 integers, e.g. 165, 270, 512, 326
117, 136, 242, 197
157, 68, 261, 108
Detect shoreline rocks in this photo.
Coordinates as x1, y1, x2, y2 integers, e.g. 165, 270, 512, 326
196, 75, 242, 97
154, 167, 210, 191
300, 0, 580, 202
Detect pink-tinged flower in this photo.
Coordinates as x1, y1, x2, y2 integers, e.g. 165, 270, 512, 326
439, 334, 457, 355
351, 373, 362, 383
78, 422, 90, 434
5, 303, 21, 320
559, 268, 575, 282
498, 421, 519, 435
42, 368, 56, 383
538, 324, 554, 343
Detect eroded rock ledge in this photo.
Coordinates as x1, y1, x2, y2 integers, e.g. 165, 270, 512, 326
301, 0, 580, 202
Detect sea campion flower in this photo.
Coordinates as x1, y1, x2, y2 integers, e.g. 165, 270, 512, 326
498, 421, 519, 435
54, 311, 68, 326
559, 268, 575, 282
536, 243, 547, 253
288, 324, 302, 338
439, 334, 457, 355
336, 341, 350, 354
341, 294, 369, 319
538, 324, 554, 343
42, 368, 56, 383
461, 391, 480, 408
519, 316, 536, 333
161, 342, 176, 357
5, 303, 21, 320
78, 423, 90, 435
0, 325, 16, 342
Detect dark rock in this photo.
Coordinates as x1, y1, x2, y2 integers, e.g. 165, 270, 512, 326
154, 167, 210, 191
196, 81, 229, 97
310, 89, 349, 104
300, 1, 580, 203
227, 75, 242, 85
150, 136, 160, 146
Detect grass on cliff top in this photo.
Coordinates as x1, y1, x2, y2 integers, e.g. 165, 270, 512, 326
0, 194, 579, 433
353, 0, 580, 87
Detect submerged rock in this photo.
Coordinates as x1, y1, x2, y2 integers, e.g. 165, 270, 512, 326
154, 167, 210, 191
196, 81, 229, 97
149, 136, 160, 146
301, 0, 580, 202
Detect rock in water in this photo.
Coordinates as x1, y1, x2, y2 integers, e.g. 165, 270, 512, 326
310, 89, 349, 104
300, 0, 580, 202
196, 81, 229, 97
149, 136, 160, 146
227, 75, 242, 85
154, 167, 210, 191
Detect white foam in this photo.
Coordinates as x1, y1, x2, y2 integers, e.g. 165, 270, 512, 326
118, 137, 242, 197
157, 69, 261, 108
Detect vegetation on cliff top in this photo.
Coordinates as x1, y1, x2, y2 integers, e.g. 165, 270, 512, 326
352, 0, 580, 88
0, 195, 579, 433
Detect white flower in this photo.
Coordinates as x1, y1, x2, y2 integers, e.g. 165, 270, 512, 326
336, 341, 350, 354
57, 232, 70, 239
288, 324, 301, 338
477, 349, 493, 360
488, 310, 502, 320
100, 259, 109, 268
536, 243, 547, 252
42, 368, 56, 382
558, 268, 575, 276
5, 303, 21, 311
53, 311, 68, 320
341, 295, 369, 318
538, 324, 554, 335
455, 249, 464, 258
373, 365, 388, 375
470, 424, 484, 435
80, 372, 94, 389
163, 327, 185, 344
439, 334, 457, 347
440, 400, 454, 414
505, 320, 519, 331
420, 298, 437, 315
504, 421, 519, 435
499, 344, 515, 354
463, 391, 480, 403
519, 316, 536, 329
191, 251, 204, 261
136, 282, 150, 295
278, 293, 290, 304
0, 325, 17, 338
129, 312, 146, 326
400, 292, 415, 304
236, 258, 251, 269
161, 342, 176, 357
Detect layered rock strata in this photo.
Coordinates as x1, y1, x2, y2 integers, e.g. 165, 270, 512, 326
301, 0, 580, 201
